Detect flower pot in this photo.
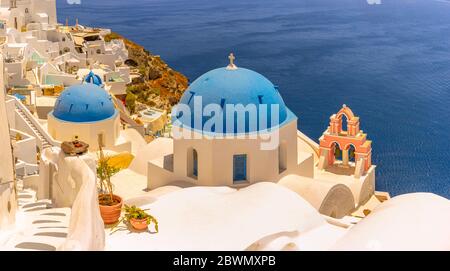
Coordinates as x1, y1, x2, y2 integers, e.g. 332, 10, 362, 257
99, 194, 123, 224
130, 218, 149, 231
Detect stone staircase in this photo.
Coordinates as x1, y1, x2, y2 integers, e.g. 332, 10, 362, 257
15, 105, 52, 149
1, 182, 71, 251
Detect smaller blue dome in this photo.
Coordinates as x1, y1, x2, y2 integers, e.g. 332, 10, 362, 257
14, 93, 26, 101
84, 71, 103, 86
52, 84, 116, 122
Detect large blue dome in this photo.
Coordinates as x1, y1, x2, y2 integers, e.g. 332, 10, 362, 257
52, 84, 117, 122
173, 67, 295, 134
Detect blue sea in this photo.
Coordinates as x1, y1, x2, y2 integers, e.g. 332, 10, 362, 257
57, 0, 450, 198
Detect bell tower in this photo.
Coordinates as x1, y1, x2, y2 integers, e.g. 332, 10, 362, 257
318, 105, 372, 178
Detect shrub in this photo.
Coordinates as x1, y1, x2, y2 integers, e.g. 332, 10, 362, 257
125, 92, 137, 114
104, 33, 122, 42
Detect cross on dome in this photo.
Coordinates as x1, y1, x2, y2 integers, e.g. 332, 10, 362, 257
227, 53, 238, 70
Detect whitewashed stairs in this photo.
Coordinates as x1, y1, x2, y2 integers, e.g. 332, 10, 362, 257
2, 183, 71, 251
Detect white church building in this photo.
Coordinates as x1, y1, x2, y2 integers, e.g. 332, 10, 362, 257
47, 83, 124, 152
143, 57, 376, 218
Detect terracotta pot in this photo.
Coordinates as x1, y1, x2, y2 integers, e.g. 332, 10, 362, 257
130, 218, 149, 231
99, 194, 123, 224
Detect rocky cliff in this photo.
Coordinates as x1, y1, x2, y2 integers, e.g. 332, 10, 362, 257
104, 33, 188, 112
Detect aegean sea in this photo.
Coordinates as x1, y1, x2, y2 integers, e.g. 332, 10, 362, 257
57, 0, 450, 198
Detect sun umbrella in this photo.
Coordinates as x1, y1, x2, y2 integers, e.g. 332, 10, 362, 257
107, 152, 135, 170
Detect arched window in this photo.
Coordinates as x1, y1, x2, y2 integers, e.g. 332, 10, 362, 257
278, 141, 287, 173
25, 8, 29, 14
340, 114, 348, 134
97, 133, 105, 147
348, 144, 356, 163
333, 142, 342, 160
187, 148, 198, 179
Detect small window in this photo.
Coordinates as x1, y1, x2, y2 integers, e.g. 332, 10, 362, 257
96, 49, 101, 54
25, 8, 29, 14
97, 133, 105, 147
187, 91, 195, 105
62, 37, 66, 42
258, 95, 264, 104
233, 154, 247, 183
278, 142, 287, 173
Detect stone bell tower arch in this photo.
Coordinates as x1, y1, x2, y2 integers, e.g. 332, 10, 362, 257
318, 105, 372, 178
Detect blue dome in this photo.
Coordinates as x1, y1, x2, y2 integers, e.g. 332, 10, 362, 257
173, 67, 294, 134
84, 71, 103, 86
52, 84, 117, 122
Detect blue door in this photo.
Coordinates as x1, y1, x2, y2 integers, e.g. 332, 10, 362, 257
233, 154, 247, 183
193, 149, 198, 177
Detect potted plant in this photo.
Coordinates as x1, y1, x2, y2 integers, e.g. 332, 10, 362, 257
120, 204, 159, 232
97, 143, 122, 225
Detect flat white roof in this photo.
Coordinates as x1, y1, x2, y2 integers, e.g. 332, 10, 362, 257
77, 68, 107, 78
7, 43, 28, 48
105, 182, 326, 250
36, 96, 57, 107
138, 108, 164, 122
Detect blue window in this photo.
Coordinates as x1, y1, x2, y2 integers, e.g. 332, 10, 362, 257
193, 149, 198, 178
233, 154, 247, 182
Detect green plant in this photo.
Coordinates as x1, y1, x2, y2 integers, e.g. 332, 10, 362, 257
119, 204, 159, 232
96, 143, 121, 206
104, 33, 121, 42
138, 65, 147, 76
150, 87, 161, 96
125, 92, 137, 114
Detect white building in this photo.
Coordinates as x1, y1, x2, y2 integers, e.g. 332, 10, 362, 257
0, 0, 130, 93
0, 0, 57, 31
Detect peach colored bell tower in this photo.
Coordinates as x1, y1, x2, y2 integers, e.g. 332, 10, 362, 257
318, 105, 372, 178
